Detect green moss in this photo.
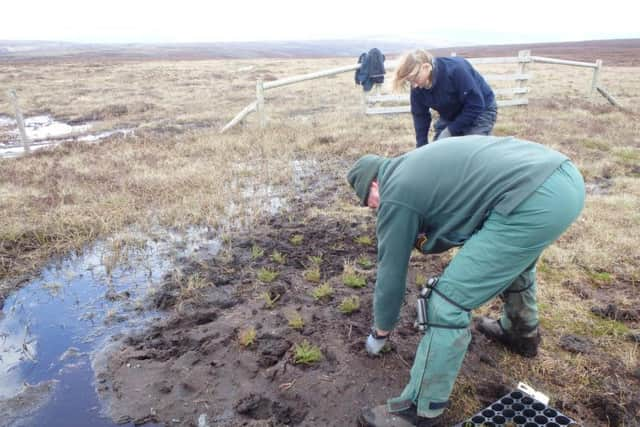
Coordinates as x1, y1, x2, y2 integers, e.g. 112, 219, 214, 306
587, 270, 613, 286
581, 138, 611, 152
542, 309, 631, 339
586, 314, 631, 338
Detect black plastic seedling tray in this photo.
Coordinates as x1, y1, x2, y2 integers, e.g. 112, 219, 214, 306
456, 389, 579, 426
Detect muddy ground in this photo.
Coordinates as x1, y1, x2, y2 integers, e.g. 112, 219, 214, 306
92, 172, 640, 427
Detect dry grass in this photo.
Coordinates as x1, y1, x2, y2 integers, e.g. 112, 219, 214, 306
1, 55, 639, 416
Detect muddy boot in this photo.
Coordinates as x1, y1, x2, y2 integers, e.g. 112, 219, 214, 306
475, 316, 541, 358
358, 404, 443, 427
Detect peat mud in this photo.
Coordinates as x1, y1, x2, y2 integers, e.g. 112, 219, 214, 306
93, 177, 639, 427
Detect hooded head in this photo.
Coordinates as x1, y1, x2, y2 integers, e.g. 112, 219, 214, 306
347, 154, 385, 206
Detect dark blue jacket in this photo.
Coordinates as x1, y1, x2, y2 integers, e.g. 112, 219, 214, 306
411, 57, 495, 146
356, 48, 385, 91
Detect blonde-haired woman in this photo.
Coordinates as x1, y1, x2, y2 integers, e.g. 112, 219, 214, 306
394, 49, 497, 148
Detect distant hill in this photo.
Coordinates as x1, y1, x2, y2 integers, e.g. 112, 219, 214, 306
0, 38, 638, 66
0, 39, 432, 62
431, 39, 640, 66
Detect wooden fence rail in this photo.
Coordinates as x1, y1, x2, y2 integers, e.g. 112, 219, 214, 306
221, 50, 609, 133
531, 55, 602, 95
365, 49, 533, 115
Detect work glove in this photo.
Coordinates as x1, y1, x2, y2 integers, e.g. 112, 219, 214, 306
436, 127, 452, 140
365, 328, 388, 356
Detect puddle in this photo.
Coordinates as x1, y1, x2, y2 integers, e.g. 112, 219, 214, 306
0, 158, 322, 425
10, 115, 92, 141
0, 115, 14, 127
227, 159, 318, 222
78, 129, 134, 142
0, 227, 221, 427
291, 159, 318, 188
0, 114, 134, 159
239, 184, 285, 216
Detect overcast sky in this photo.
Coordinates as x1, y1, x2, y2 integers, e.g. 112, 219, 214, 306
2, 0, 638, 45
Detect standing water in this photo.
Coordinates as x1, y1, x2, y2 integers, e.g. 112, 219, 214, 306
0, 229, 221, 427
0, 115, 134, 158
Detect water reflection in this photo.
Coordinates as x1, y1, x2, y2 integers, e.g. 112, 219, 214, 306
0, 227, 221, 427
0, 158, 312, 425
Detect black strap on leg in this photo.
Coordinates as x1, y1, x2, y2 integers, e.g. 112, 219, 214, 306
417, 277, 470, 331
425, 277, 471, 312
502, 281, 535, 295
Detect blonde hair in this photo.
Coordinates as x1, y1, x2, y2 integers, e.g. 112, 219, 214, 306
392, 49, 434, 92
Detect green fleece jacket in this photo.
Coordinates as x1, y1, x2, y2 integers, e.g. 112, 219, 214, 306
373, 135, 568, 330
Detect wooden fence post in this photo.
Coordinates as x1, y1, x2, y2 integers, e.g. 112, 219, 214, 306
361, 90, 368, 113
591, 59, 602, 96
516, 50, 531, 102
7, 89, 31, 153
256, 79, 266, 129
596, 86, 623, 109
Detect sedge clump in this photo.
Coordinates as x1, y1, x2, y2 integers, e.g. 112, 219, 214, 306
238, 327, 257, 347
257, 267, 279, 283
343, 262, 366, 288
288, 312, 305, 330
293, 340, 322, 365
290, 234, 304, 246
339, 295, 360, 314
311, 282, 334, 301
304, 266, 321, 283
251, 244, 265, 260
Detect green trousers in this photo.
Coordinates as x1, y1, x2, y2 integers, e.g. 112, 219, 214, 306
388, 160, 585, 418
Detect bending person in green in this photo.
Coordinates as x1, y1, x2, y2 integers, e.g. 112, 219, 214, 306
347, 136, 585, 427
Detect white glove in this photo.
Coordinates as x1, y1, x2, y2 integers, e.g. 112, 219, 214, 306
365, 333, 388, 356
436, 127, 452, 140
